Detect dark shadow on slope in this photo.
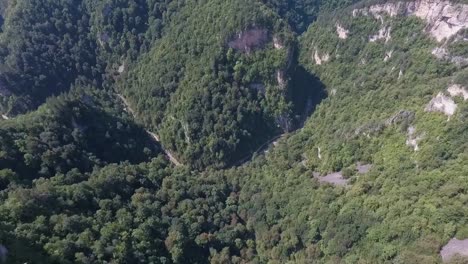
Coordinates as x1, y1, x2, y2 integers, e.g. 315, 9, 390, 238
289, 65, 328, 129
1, 234, 60, 264
233, 66, 327, 167
0, 98, 161, 181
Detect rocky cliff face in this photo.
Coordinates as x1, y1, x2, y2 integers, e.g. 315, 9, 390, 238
353, 0, 468, 42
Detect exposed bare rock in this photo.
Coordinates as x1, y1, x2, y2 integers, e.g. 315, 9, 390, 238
370, 26, 392, 42
313, 171, 349, 186
425, 92, 457, 116
384, 50, 394, 61
276, 70, 286, 87
317, 147, 322, 160
314, 162, 372, 186
432, 47, 468, 66
228, 28, 269, 53
447, 84, 468, 100
273, 36, 284, 49
386, 110, 415, 126
313, 50, 330, 65
336, 24, 349, 39
1, 114, 9, 120
118, 63, 126, 74
398, 69, 404, 79
432, 47, 449, 59
354, 1, 468, 42
181, 121, 191, 144
440, 238, 468, 262
357, 163, 372, 174
450, 55, 468, 66
369, 3, 402, 18
406, 126, 423, 151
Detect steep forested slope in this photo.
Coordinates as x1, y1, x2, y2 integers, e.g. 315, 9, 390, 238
229, 1, 468, 262
0, 0, 179, 115
0, 87, 159, 181
0, 0, 100, 114
119, 0, 297, 169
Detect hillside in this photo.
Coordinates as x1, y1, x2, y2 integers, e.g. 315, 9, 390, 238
1, 0, 468, 263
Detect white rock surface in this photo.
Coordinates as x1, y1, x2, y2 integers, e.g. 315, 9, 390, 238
425, 92, 457, 116
276, 70, 286, 87
398, 70, 404, 79
118, 64, 125, 73
447, 84, 468, 100
384, 50, 394, 61
370, 26, 392, 42
354, 1, 468, 42
432, 47, 468, 65
432, 47, 449, 59
336, 24, 350, 39
314, 50, 330, 65
406, 126, 423, 151
273, 36, 284, 49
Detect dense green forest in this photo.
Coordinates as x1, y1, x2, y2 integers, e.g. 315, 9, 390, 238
1, 0, 468, 263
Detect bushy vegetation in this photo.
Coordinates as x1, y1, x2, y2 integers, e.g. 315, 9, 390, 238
120, 0, 298, 169
0, 87, 159, 181
1, 0, 468, 263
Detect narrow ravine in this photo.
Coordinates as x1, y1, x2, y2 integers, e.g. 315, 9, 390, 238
117, 94, 182, 166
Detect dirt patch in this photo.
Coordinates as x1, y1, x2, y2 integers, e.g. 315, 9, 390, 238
440, 238, 468, 262
357, 163, 372, 174
314, 171, 349, 186
228, 28, 269, 53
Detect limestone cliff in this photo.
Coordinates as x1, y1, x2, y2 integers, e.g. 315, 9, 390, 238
353, 0, 468, 42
